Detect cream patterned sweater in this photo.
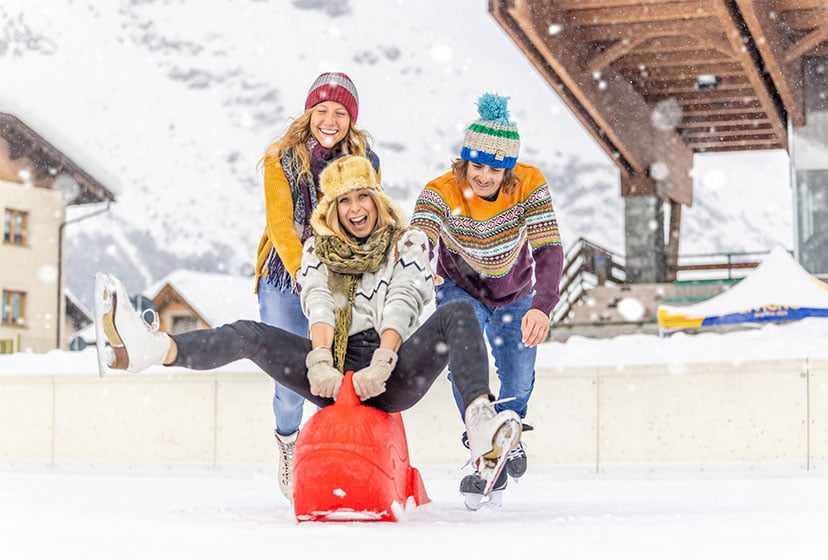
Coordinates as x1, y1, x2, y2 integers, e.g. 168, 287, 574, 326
299, 229, 434, 341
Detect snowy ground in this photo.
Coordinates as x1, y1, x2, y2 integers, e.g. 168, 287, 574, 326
1, 465, 827, 560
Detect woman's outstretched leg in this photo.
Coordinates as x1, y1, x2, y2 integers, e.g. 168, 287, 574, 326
172, 322, 326, 406
95, 273, 329, 407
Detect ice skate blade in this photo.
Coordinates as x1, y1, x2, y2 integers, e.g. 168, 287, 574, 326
480, 419, 521, 496
93, 273, 111, 378
93, 273, 129, 377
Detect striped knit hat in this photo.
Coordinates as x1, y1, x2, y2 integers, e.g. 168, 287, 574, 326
460, 93, 520, 169
304, 72, 360, 123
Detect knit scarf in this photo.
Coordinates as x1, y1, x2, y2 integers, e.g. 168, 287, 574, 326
313, 225, 398, 371
265, 139, 333, 293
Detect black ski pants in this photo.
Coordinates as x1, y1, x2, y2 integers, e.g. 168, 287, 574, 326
169, 300, 491, 413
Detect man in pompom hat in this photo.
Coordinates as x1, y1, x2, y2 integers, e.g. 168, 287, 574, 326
411, 93, 565, 509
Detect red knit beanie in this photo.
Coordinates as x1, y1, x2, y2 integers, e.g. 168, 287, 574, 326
304, 72, 359, 123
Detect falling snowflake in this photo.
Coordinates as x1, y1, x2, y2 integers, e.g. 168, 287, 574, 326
650, 98, 683, 131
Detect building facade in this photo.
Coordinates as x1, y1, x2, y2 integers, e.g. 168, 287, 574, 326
1, 112, 114, 353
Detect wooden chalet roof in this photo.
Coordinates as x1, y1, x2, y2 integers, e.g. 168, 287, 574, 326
490, 0, 828, 202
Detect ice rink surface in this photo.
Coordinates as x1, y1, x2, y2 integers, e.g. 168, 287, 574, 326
2, 465, 826, 560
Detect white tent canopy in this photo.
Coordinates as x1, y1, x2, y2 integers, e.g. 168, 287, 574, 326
658, 246, 828, 330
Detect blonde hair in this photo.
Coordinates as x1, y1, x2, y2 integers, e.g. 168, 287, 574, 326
451, 158, 519, 196
258, 108, 374, 180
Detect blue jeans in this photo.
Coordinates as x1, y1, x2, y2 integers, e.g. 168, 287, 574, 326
258, 282, 308, 436
435, 279, 536, 421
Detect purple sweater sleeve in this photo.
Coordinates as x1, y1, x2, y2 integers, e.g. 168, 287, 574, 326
530, 244, 565, 315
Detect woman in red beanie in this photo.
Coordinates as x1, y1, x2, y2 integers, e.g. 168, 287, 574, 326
253, 71, 380, 504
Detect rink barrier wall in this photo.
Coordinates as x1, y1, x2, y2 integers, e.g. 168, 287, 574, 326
1, 358, 826, 474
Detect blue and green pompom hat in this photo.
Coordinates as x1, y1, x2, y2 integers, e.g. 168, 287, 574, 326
460, 93, 520, 169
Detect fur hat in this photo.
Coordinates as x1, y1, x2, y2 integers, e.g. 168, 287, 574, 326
304, 72, 360, 123
460, 93, 520, 169
311, 155, 406, 237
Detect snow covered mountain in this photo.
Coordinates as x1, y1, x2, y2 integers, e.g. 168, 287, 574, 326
0, 0, 793, 310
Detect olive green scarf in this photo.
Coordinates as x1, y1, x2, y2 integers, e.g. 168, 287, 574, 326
313, 225, 399, 371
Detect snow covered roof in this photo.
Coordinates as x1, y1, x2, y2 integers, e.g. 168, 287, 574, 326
64, 289, 93, 327
0, 97, 119, 203
144, 269, 259, 328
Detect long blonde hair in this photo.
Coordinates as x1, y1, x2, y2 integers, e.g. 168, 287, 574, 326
258, 108, 374, 181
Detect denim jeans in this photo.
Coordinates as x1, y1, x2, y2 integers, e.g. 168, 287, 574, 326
435, 279, 536, 421
258, 282, 308, 436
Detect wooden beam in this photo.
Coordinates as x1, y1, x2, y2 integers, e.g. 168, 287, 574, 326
580, 19, 721, 42
556, 0, 695, 8
561, 1, 715, 26
618, 62, 745, 80
809, 44, 828, 56
697, 143, 785, 153
680, 104, 764, 116
612, 49, 734, 69
784, 26, 828, 61
694, 30, 738, 58
676, 261, 759, 272
620, 174, 657, 197
636, 77, 752, 95
586, 35, 650, 74
634, 35, 723, 53
682, 102, 762, 114
686, 129, 779, 139
676, 121, 770, 134
680, 127, 774, 139
642, 88, 758, 103
774, 9, 828, 30
686, 137, 784, 149
655, 133, 694, 206
735, 0, 806, 127
680, 113, 770, 125
775, 0, 828, 10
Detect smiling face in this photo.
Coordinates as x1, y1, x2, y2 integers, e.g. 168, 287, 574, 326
465, 162, 507, 199
309, 101, 351, 148
336, 188, 378, 239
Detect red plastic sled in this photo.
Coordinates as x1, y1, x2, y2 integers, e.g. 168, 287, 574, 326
292, 371, 430, 522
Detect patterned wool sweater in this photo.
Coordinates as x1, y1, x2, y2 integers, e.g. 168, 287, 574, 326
411, 162, 564, 315
298, 229, 434, 341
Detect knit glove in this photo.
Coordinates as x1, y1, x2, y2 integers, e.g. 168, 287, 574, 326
305, 347, 343, 399
352, 348, 398, 401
